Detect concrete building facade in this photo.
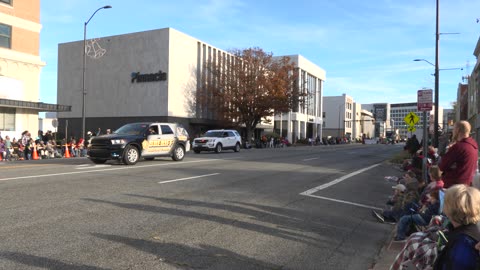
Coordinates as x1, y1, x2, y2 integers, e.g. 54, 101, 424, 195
322, 94, 354, 139
57, 27, 325, 142
389, 102, 442, 141
273, 55, 326, 142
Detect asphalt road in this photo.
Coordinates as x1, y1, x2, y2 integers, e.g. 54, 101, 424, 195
0, 143, 403, 270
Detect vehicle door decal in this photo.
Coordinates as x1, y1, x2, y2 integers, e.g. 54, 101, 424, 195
142, 139, 175, 153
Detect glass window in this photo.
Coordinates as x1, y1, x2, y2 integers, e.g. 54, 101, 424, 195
0, 23, 12, 49
160, 125, 174, 135
0, 107, 15, 131
0, 0, 12, 5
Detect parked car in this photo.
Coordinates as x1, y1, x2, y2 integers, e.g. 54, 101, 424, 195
192, 129, 242, 153
88, 122, 190, 165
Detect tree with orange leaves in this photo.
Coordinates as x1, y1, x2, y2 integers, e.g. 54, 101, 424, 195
198, 47, 300, 141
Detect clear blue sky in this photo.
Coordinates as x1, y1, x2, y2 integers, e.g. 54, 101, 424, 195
39, 0, 480, 110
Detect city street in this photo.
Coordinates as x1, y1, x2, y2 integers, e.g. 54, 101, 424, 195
0, 143, 402, 270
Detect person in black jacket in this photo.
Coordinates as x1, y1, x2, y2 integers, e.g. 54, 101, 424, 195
405, 134, 421, 156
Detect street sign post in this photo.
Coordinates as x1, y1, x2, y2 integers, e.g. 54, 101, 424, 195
418, 89, 433, 112
417, 89, 432, 184
404, 112, 419, 126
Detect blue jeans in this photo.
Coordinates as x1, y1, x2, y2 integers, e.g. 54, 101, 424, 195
396, 214, 428, 239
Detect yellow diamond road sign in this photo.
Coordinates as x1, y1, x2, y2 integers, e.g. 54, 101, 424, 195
408, 126, 416, 132
404, 112, 419, 126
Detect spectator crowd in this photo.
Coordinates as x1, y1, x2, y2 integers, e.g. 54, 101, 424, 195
373, 120, 480, 269
0, 129, 99, 161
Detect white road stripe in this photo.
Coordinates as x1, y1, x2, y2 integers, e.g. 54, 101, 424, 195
303, 157, 319, 161
0, 159, 221, 182
300, 163, 381, 195
77, 164, 111, 169
302, 194, 383, 211
158, 173, 220, 184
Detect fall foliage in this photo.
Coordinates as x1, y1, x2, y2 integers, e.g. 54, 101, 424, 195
197, 47, 300, 140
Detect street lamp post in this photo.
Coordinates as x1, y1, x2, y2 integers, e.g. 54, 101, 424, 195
82, 5, 112, 140
434, 0, 439, 148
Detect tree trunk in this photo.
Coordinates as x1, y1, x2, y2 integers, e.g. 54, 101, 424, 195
246, 128, 254, 146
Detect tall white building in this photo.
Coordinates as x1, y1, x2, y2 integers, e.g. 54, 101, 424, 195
322, 94, 354, 139
273, 55, 326, 142
389, 102, 442, 140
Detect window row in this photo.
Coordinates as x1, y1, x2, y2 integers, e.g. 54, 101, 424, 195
0, 23, 12, 49
0, 107, 15, 131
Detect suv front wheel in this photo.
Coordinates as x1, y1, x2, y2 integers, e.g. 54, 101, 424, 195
123, 145, 140, 165
234, 143, 241, 152
215, 143, 222, 153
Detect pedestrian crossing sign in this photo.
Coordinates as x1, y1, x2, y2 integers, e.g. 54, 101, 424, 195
404, 112, 419, 126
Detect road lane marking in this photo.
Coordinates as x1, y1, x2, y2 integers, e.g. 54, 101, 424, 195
0, 159, 222, 182
302, 194, 383, 211
0, 164, 51, 169
158, 173, 220, 184
77, 164, 111, 169
300, 163, 381, 195
303, 157, 319, 161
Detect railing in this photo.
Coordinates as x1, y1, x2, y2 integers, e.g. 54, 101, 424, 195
0, 99, 71, 112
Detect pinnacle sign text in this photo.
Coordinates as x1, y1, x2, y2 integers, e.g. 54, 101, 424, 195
131, 70, 167, 83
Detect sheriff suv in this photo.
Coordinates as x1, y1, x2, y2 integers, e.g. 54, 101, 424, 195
88, 122, 190, 165
192, 129, 242, 153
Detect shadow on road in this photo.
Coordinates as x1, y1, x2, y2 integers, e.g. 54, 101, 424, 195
92, 233, 280, 269
82, 197, 330, 249
0, 251, 109, 270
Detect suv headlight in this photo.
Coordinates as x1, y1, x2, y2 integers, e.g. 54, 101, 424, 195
111, 139, 126, 145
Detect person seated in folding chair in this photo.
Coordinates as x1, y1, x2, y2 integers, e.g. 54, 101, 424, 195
373, 181, 420, 224
393, 189, 441, 242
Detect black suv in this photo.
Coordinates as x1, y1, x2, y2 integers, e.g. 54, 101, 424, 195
88, 122, 190, 165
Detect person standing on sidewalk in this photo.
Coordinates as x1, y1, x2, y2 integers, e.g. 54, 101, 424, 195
439, 121, 478, 188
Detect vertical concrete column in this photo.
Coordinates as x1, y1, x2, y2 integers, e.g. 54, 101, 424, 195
287, 112, 292, 143
301, 121, 306, 140
292, 120, 299, 143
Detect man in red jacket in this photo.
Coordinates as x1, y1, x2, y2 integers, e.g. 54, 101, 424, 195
439, 120, 478, 188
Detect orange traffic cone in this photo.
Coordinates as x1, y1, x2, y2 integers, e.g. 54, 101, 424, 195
0, 152, 2, 161
64, 144, 71, 158
32, 145, 39, 160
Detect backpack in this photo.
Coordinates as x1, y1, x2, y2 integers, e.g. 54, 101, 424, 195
433, 223, 480, 270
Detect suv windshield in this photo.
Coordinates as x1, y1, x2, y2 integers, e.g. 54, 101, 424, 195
114, 123, 149, 135
204, 131, 224, 137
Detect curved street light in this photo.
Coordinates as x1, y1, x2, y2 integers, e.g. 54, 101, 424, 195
82, 5, 112, 140
414, 59, 462, 72
414, 58, 434, 67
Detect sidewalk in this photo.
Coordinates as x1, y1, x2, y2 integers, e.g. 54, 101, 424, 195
370, 228, 405, 270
